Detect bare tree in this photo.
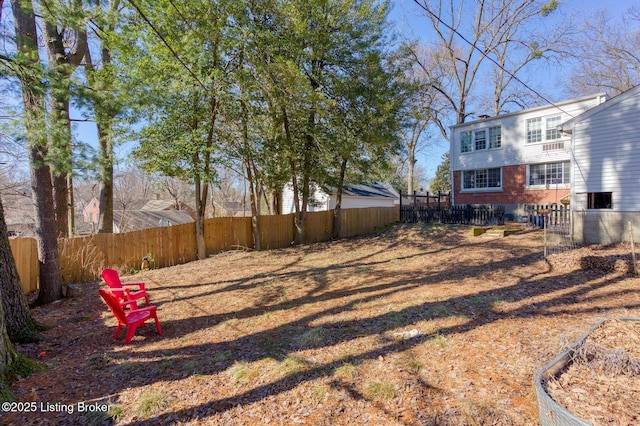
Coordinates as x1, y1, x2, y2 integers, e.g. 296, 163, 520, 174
161, 176, 193, 210
398, 64, 440, 194
563, 7, 640, 97
411, 0, 562, 131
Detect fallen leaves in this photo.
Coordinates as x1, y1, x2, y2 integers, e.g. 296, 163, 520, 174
3, 224, 640, 425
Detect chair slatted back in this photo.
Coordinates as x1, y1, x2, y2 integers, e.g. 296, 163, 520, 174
101, 269, 123, 290
99, 289, 127, 324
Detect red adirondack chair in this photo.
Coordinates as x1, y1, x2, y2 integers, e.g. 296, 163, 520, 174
101, 269, 150, 307
98, 289, 163, 344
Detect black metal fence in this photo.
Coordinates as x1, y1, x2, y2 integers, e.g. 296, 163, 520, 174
401, 204, 505, 225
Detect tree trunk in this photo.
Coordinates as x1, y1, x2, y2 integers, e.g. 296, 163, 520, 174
0, 196, 42, 343
194, 170, 207, 260
407, 150, 415, 195
241, 105, 261, 249
267, 189, 281, 215
31, 148, 63, 305
97, 120, 114, 234
11, 0, 63, 305
0, 301, 20, 403
332, 158, 348, 239
44, 18, 86, 238
246, 159, 261, 250
85, 38, 115, 234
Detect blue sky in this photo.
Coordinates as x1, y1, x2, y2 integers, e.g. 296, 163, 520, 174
388, 0, 640, 183
4, 1, 638, 187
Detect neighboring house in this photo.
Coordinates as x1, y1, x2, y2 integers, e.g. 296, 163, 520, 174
282, 181, 399, 213
82, 197, 100, 224
140, 199, 197, 219
449, 93, 607, 220
209, 200, 252, 217
112, 210, 194, 233
561, 85, 640, 244
79, 196, 196, 234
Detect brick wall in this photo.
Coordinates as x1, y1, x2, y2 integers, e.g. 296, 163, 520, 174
453, 165, 569, 205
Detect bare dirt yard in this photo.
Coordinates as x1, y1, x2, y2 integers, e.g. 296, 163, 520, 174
3, 223, 640, 425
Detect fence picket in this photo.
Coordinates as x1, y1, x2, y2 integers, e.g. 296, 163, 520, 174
10, 207, 399, 292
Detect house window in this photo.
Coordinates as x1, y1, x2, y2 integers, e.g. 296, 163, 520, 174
546, 116, 562, 140
489, 126, 501, 149
461, 126, 501, 153
462, 168, 501, 190
474, 130, 486, 150
588, 192, 612, 209
528, 161, 570, 186
461, 130, 472, 153
528, 115, 565, 143
526, 117, 542, 143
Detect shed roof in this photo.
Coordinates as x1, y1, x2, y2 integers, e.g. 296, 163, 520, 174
340, 182, 399, 199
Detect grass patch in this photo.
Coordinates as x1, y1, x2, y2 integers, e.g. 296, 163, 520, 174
431, 334, 449, 349
365, 381, 396, 400
408, 360, 423, 373
428, 304, 452, 318
380, 311, 403, 328
489, 298, 508, 311
86, 353, 113, 370
277, 354, 308, 377
70, 315, 93, 323
133, 390, 168, 417
182, 359, 197, 372
212, 351, 233, 362
262, 340, 285, 357
81, 401, 123, 425
228, 361, 260, 384
310, 383, 331, 401
219, 317, 240, 328
113, 361, 137, 376
333, 362, 357, 380
296, 327, 326, 348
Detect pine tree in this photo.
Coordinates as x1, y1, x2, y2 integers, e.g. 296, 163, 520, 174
430, 151, 451, 193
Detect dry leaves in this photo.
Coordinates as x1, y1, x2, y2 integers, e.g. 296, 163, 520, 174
3, 224, 640, 425
545, 320, 640, 425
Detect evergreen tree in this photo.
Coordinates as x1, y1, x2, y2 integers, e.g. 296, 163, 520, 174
430, 151, 450, 193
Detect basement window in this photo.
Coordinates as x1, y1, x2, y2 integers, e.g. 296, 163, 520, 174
587, 192, 612, 209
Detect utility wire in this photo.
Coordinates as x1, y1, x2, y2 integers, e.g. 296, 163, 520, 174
412, 0, 575, 118
126, 0, 206, 89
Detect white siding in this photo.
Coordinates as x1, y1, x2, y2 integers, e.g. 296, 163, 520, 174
328, 196, 395, 209
450, 95, 605, 172
282, 183, 329, 213
282, 183, 296, 213
571, 92, 640, 211
282, 183, 395, 212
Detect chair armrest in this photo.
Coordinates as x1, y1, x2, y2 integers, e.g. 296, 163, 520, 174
122, 282, 146, 291
120, 300, 138, 308
130, 305, 157, 314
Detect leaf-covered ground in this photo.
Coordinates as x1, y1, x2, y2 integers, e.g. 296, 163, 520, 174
3, 223, 640, 425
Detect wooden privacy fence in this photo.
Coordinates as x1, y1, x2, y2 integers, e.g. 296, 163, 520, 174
10, 206, 399, 293
9, 237, 39, 294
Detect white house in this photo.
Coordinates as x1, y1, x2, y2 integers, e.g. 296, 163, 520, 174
282, 181, 399, 213
562, 85, 640, 244
449, 93, 606, 220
